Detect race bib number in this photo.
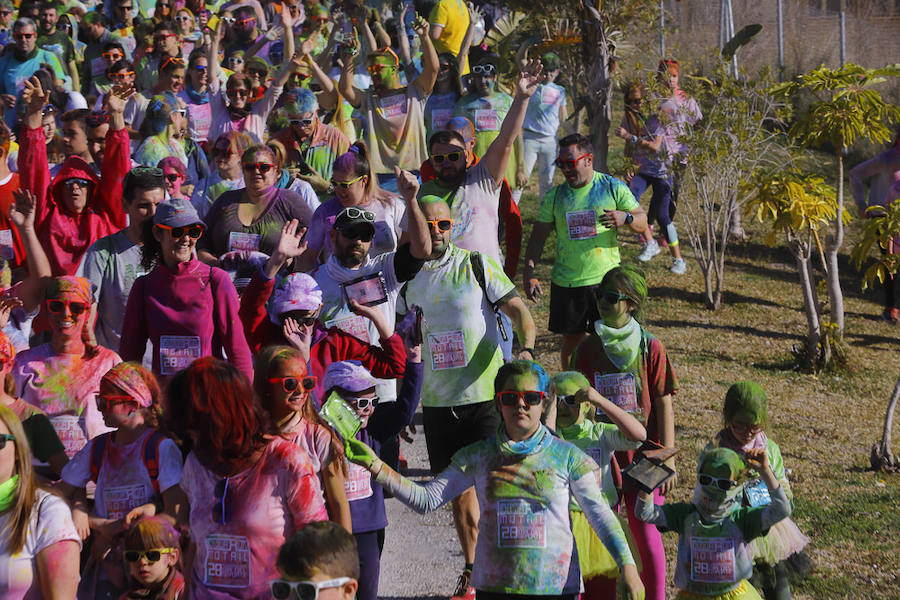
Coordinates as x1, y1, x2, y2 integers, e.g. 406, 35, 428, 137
541, 85, 562, 106
228, 232, 261, 253
0, 229, 14, 261
593, 372, 638, 413
159, 336, 202, 375
325, 314, 370, 344
474, 109, 499, 131
431, 108, 453, 132
690, 537, 736, 583
104, 484, 149, 520
49, 415, 87, 458
379, 94, 408, 119
566, 210, 598, 240
344, 461, 373, 501
204, 534, 251, 588
744, 478, 771, 507
428, 331, 467, 371
497, 499, 547, 548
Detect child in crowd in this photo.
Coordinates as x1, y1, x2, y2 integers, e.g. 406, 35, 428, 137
254, 345, 352, 532
544, 371, 646, 599
705, 382, 810, 600
120, 516, 185, 600
273, 520, 360, 600
637, 447, 792, 600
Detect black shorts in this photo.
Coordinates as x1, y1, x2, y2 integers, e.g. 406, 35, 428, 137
423, 401, 501, 474
548, 282, 601, 334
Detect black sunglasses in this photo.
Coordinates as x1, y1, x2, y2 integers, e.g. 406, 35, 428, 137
156, 224, 204, 239
558, 394, 577, 406
164, 173, 181, 182
46, 299, 88, 315
339, 227, 374, 242
290, 118, 314, 127
497, 390, 546, 406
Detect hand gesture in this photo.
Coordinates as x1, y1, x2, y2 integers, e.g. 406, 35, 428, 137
515, 59, 543, 100
107, 82, 135, 114
274, 219, 308, 260
615, 126, 630, 140
339, 35, 359, 60
10, 188, 37, 230
299, 33, 318, 57
599, 209, 626, 229
744, 447, 770, 473
124, 503, 157, 525
282, 317, 312, 361
280, 2, 294, 28
411, 13, 429, 37
344, 437, 378, 469
399, 1, 410, 21
0, 296, 23, 330
394, 166, 419, 202
0, 94, 16, 109
467, 2, 483, 22
524, 276, 542, 302
22, 77, 50, 116
265, 24, 285, 41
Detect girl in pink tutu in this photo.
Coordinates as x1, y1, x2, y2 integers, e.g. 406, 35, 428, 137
704, 382, 810, 600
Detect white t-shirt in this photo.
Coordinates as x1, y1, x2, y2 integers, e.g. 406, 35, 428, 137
0, 490, 81, 600
61, 429, 183, 519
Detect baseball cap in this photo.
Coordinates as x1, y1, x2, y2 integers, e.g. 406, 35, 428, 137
154, 197, 202, 228
332, 206, 376, 233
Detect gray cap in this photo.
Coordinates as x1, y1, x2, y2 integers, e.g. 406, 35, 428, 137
154, 197, 202, 229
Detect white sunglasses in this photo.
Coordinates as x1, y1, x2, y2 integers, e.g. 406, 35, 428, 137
270, 577, 351, 600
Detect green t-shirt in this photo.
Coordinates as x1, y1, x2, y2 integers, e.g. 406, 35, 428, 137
37, 30, 76, 69
536, 172, 638, 287
455, 92, 520, 188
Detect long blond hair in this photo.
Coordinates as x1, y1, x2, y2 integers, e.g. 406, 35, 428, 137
0, 404, 36, 554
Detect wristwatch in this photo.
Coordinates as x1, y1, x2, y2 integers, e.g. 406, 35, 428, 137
631, 135, 638, 143
624, 213, 634, 225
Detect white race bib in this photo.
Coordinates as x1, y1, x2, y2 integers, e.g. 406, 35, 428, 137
497, 499, 547, 548
431, 108, 453, 132
690, 537, 736, 583
325, 314, 371, 344
379, 94, 408, 119
541, 85, 561, 106
344, 461, 373, 501
594, 372, 638, 413
159, 336, 202, 375
0, 229, 14, 260
428, 331, 467, 371
474, 109, 499, 131
204, 534, 251, 588
228, 231, 261, 253
565, 210, 598, 240
104, 484, 150, 520
49, 414, 87, 458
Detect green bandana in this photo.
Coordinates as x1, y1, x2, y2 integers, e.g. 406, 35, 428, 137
594, 317, 641, 371
0, 474, 19, 512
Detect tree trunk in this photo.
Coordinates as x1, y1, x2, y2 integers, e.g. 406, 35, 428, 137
825, 152, 846, 338
581, 1, 612, 173
793, 244, 822, 370
871, 375, 900, 471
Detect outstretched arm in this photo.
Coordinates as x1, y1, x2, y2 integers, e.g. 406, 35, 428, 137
9, 190, 52, 313
337, 35, 362, 108
410, 14, 438, 97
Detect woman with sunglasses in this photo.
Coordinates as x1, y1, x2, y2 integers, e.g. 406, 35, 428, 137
56, 362, 186, 597
254, 346, 352, 532
13, 276, 122, 458
120, 198, 253, 380
174, 7, 200, 55
177, 50, 212, 145
637, 447, 790, 600
0, 405, 81, 599
569, 265, 677, 600
198, 144, 316, 262
134, 91, 189, 170
193, 130, 253, 217
322, 359, 423, 600
425, 51, 464, 143
166, 356, 328, 599
344, 359, 644, 600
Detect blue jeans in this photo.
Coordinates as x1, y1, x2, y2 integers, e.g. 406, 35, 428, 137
523, 131, 558, 199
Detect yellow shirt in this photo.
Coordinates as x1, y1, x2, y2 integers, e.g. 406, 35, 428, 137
429, 0, 470, 74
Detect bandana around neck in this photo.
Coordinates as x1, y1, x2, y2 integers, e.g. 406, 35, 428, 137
0, 474, 19, 512
594, 317, 641, 371
496, 423, 551, 458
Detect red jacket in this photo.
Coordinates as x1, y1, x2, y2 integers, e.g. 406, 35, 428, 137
419, 154, 523, 278
19, 125, 129, 276
239, 272, 407, 402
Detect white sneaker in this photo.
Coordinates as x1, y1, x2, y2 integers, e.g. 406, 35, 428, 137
637, 239, 661, 262
670, 257, 687, 274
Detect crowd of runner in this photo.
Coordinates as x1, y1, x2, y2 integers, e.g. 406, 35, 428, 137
8, 0, 893, 597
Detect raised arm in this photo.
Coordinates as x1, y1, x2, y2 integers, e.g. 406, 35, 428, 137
303, 49, 338, 108
410, 14, 438, 97
96, 83, 133, 229
9, 189, 52, 313
18, 77, 52, 225
458, 3, 481, 73
337, 36, 363, 108
481, 60, 542, 186
396, 167, 431, 259
208, 20, 225, 92
745, 448, 792, 529
576, 386, 646, 443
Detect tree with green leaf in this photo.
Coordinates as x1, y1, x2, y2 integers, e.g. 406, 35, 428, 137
770, 63, 900, 342
746, 170, 840, 371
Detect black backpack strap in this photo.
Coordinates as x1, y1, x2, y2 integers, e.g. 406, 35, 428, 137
470, 251, 507, 342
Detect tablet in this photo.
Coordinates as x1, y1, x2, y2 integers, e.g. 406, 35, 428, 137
622, 457, 676, 494
343, 273, 388, 307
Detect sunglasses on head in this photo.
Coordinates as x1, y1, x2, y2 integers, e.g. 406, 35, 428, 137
46, 299, 88, 315
698, 473, 738, 491
212, 477, 229, 523
0, 433, 15, 450
331, 175, 365, 189
109, 71, 135, 81
269, 375, 317, 393
426, 219, 452, 232
123, 548, 176, 563
497, 390, 546, 406
243, 162, 275, 174
595, 289, 630, 305
290, 118, 314, 127
270, 578, 352, 600
554, 152, 592, 169
164, 173, 182, 182
472, 64, 495, 75
156, 223, 204, 239
431, 151, 462, 164
96, 394, 135, 412
344, 395, 378, 410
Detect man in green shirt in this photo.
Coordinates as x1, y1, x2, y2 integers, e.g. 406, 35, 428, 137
522, 133, 648, 369
37, 2, 79, 91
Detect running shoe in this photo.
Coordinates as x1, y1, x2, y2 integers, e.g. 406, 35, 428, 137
670, 257, 687, 274
450, 570, 475, 600
880, 308, 899, 324
637, 239, 661, 262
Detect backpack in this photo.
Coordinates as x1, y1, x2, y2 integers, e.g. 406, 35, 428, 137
89, 430, 168, 495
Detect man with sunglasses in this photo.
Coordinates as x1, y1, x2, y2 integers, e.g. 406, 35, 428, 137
397, 194, 535, 600
77, 167, 164, 353
19, 75, 132, 277
522, 133, 647, 370
81, 12, 134, 95
36, 2, 80, 93
136, 22, 182, 92
0, 18, 68, 128
338, 14, 439, 193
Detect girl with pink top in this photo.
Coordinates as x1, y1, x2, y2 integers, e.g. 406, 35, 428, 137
254, 345, 351, 532
165, 357, 328, 599
13, 276, 121, 458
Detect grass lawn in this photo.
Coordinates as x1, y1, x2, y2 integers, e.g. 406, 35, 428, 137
514, 162, 900, 598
